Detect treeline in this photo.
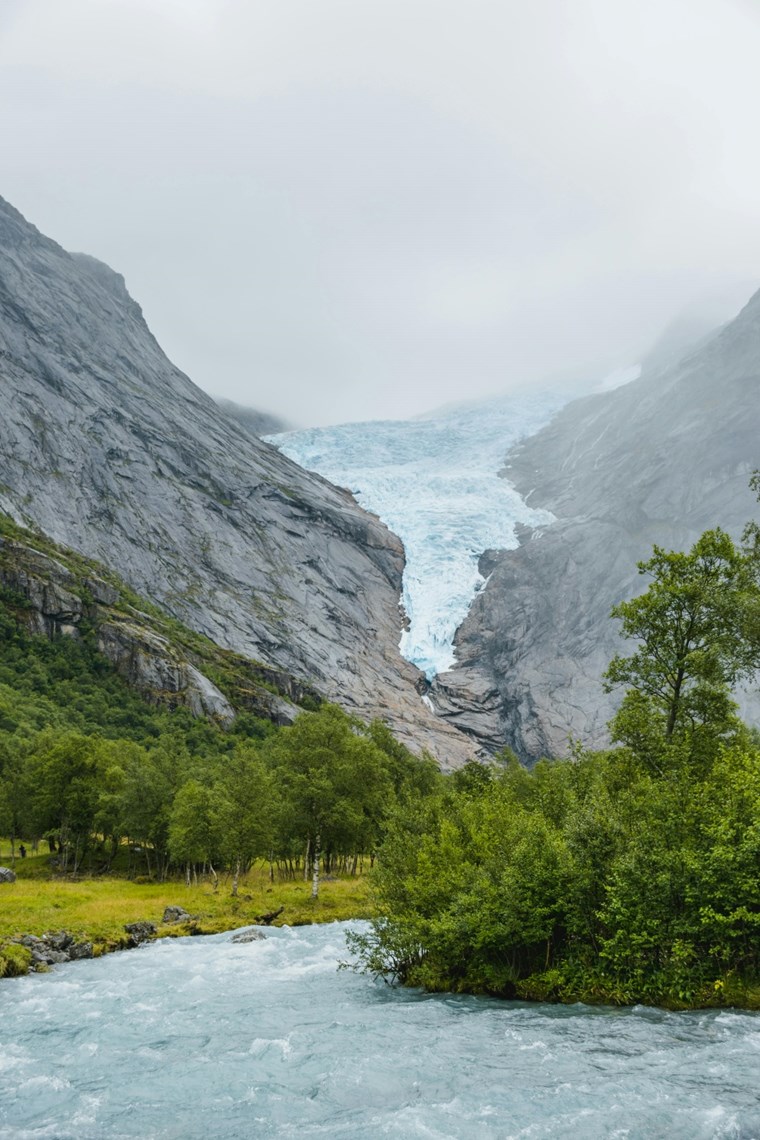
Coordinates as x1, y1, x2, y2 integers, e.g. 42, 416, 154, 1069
0, 594, 438, 891
351, 526, 760, 1008
352, 739, 760, 1007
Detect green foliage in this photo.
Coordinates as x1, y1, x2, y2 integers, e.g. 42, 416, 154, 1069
0, 942, 32, 978
261, 706, 414, 893
604, 529, 760, 761
0, 586, 433, 886
353, 742, 760, 1007
352, 516, 760, 1009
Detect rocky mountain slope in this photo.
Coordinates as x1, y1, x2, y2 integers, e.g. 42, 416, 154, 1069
433, 290, 760, 761
0, 513, 321, 724
0, 196, 472, 767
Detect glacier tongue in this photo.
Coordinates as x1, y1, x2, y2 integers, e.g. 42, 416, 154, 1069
267, 392, 566, 678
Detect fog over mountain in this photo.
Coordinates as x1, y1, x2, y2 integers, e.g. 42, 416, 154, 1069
1, 0, 759, 424
434, 293, 760, 759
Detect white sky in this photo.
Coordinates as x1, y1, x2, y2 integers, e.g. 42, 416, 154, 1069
1, 0, 759, 426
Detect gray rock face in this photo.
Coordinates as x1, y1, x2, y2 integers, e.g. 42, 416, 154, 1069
0, 535, 235, 723
435, 291, 760, 762
0, 196, 472, 766
96, 618, 234, 723
18, 931, 93, 967
124, 921, 157, 946
0, 867, 17, 883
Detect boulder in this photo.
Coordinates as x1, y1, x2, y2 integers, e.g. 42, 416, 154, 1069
162, 906, 193, 924
67, 941, 94, 961
0, 867, 16, 883
45, 930, 73, 951
17, 931, 95, 968
124, 921, 157, 945
230, 929, 266, 943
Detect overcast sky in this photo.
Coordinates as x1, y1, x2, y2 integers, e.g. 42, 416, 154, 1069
1, 0, 759, 426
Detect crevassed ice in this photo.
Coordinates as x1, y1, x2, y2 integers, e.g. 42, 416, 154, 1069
268, 391, 566, 678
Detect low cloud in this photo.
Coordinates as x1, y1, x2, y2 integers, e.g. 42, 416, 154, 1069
1, 0, 758, 425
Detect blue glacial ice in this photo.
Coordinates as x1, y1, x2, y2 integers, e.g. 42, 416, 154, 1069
267, 391, 567, 678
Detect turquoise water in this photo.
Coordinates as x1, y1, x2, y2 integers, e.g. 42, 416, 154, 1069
1, 922, 759, 1139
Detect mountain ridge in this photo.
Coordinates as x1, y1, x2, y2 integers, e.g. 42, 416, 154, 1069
0, 195, 473, 767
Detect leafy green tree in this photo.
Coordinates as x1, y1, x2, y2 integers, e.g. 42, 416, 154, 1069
216, 745, 277, 895
604, 529, 760, 760
25, 730, 103, 871
0, 740, 31, 861
119, 736, 188, 878
168, 779, 227, 886
265, 704, 392, 897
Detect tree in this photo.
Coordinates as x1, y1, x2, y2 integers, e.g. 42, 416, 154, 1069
119, 735, 188, 879
216, 745, 276, 896
168, 779, 226, 887
604, 528, 760, 761
25, 730, 103, 871
265, 704, 392, 898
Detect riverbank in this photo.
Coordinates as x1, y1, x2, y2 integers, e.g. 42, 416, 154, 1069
0, 864, 372, 978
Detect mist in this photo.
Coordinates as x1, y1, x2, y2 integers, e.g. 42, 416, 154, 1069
1, 0, 759, 426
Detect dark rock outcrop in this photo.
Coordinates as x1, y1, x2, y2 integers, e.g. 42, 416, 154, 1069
124, 921, 157, 946
0, 534, 235, 722
435, 290, 760, 762
0, 196, 471, 766
18, 931, 93, 967
162, 906, 194, 924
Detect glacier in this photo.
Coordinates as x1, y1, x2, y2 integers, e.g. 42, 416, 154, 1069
267, 391, 566, 678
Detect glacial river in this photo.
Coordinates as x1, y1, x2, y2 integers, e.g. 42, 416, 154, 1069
1, 922, 759, 1139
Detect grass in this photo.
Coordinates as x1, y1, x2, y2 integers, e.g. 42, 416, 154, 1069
0, 856, 374, 977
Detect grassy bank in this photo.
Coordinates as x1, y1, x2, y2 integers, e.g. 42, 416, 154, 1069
0, 857, 372, 978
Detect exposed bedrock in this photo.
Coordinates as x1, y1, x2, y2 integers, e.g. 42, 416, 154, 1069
434, 289, 760, 762
0, 535, 234, 722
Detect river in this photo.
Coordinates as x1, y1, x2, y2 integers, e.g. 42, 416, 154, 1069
1, 922, 758, 1139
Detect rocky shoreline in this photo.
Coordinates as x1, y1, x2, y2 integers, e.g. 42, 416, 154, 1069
4, 905, 267, 978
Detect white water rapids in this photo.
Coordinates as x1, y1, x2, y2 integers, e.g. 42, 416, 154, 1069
1, 922, 759, 1139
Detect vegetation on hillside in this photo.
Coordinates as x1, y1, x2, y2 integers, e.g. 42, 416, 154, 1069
0, 511, 321, 715
0, 562, 438, 890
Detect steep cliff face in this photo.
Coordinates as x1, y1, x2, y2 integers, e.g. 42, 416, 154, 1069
0, 532, 234, 721
0, 517, 324, 724
0, 196, 472, 766
433, 290, 760, 761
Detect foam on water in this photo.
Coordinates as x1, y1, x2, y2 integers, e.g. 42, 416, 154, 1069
1, 923, 759, 1139
267, 392, 565, 678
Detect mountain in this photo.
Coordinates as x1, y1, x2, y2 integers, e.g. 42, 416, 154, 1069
431, 290, 760, 761
215, 398, 290, 438
0, 196, 472, 767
